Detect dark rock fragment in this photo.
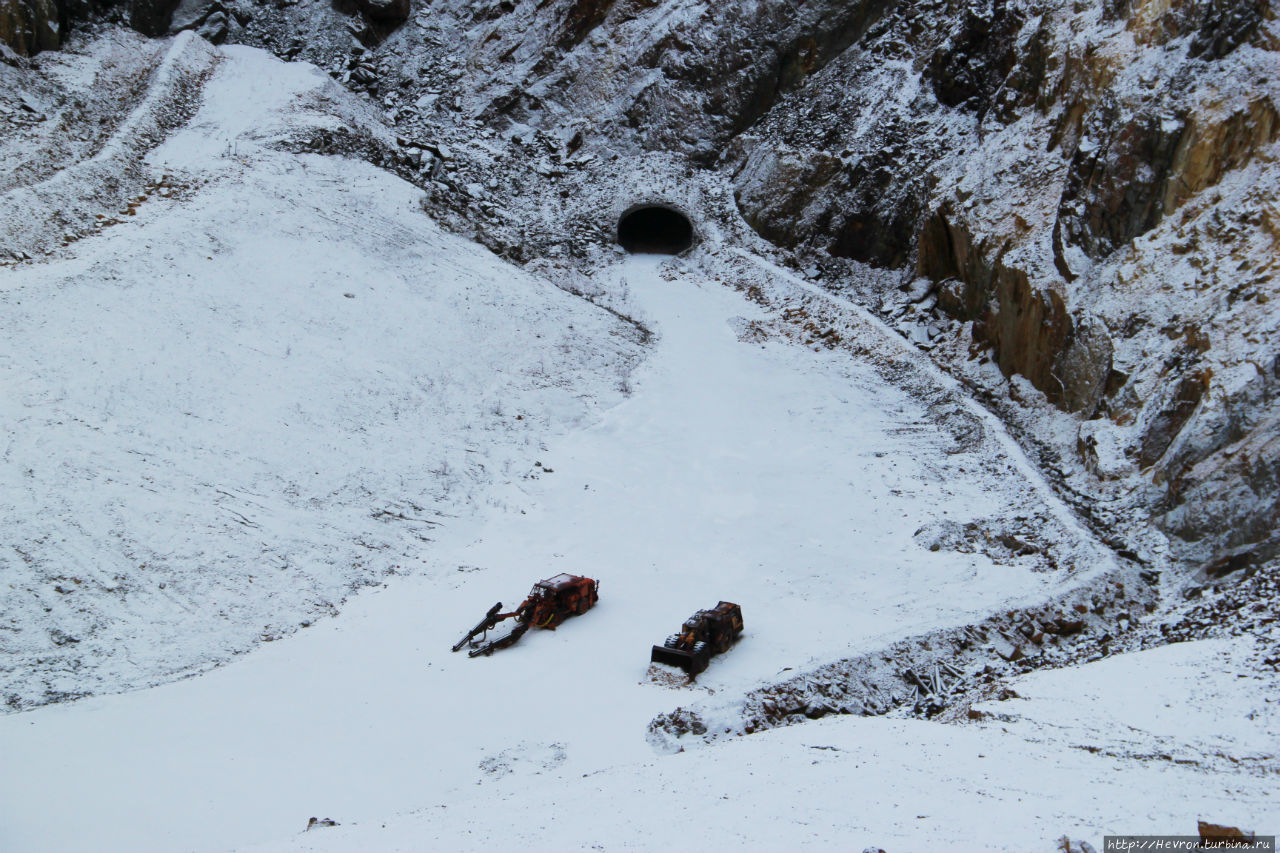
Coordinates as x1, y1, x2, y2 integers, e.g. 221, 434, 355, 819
354, 0, 409, 26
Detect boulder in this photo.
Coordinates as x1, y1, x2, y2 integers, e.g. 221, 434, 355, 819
196, 10, 227, 43
1160, 412, 1280, 566
169, 0, 223, 32
733, 144, 839, 249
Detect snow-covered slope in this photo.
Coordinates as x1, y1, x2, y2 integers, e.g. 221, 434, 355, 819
0, 42, 643, 709
0, 222, 1110, 851
230, 635, 1277, 852
0, 245, 1216, 853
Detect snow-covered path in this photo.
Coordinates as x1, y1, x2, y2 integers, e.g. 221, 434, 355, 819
0, 251, 1104, 852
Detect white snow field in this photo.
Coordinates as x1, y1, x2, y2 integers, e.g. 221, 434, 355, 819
0, 40, 1275, 853
0, 39, 644, 708
236, 639, 1275, 853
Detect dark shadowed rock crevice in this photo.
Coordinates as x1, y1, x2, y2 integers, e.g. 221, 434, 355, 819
1187, 0, 1273, 60
1056, 94, 1278, 263
1056, 102, 1190, 261
551, 0, 617, 51
129, 0, 181, 36
923, 0, 1048, 124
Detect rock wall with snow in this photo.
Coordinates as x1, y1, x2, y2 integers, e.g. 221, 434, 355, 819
720, 0, 1280, 574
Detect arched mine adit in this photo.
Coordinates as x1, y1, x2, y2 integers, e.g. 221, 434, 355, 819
617, 205, 695, 254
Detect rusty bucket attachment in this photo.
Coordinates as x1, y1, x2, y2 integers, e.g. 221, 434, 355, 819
650, 640, 712, 675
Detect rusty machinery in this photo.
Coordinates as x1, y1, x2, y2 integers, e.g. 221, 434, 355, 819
452, 573, 599, 657
651, 601, 744, 675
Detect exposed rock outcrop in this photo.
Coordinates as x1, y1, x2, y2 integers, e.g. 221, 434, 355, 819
0, 0, 62, 54
919, 209, 1113, 415
708, 0, 1278, 571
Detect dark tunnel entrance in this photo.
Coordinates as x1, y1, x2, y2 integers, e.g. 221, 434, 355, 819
617, 205, 694, 254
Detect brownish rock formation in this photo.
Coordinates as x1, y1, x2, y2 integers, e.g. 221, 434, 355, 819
0, 0, 61, 54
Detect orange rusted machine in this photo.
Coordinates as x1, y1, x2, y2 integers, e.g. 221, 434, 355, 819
452, 573, 599, 657
651, 601, 744, 675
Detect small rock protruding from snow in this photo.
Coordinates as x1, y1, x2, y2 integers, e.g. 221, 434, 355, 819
197, 12, 229, 44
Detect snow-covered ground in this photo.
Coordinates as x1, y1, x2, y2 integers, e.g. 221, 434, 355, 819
0, 43, 642, 707
0, 40, 1275, 853
226, 635, 1276, 852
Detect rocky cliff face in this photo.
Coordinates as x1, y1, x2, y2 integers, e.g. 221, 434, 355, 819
1, 0, 65, 54
11, 0, 1279, 578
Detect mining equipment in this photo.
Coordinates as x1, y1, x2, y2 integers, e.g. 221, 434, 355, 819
452, 574, 599, 657
650, 601, 744, 674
